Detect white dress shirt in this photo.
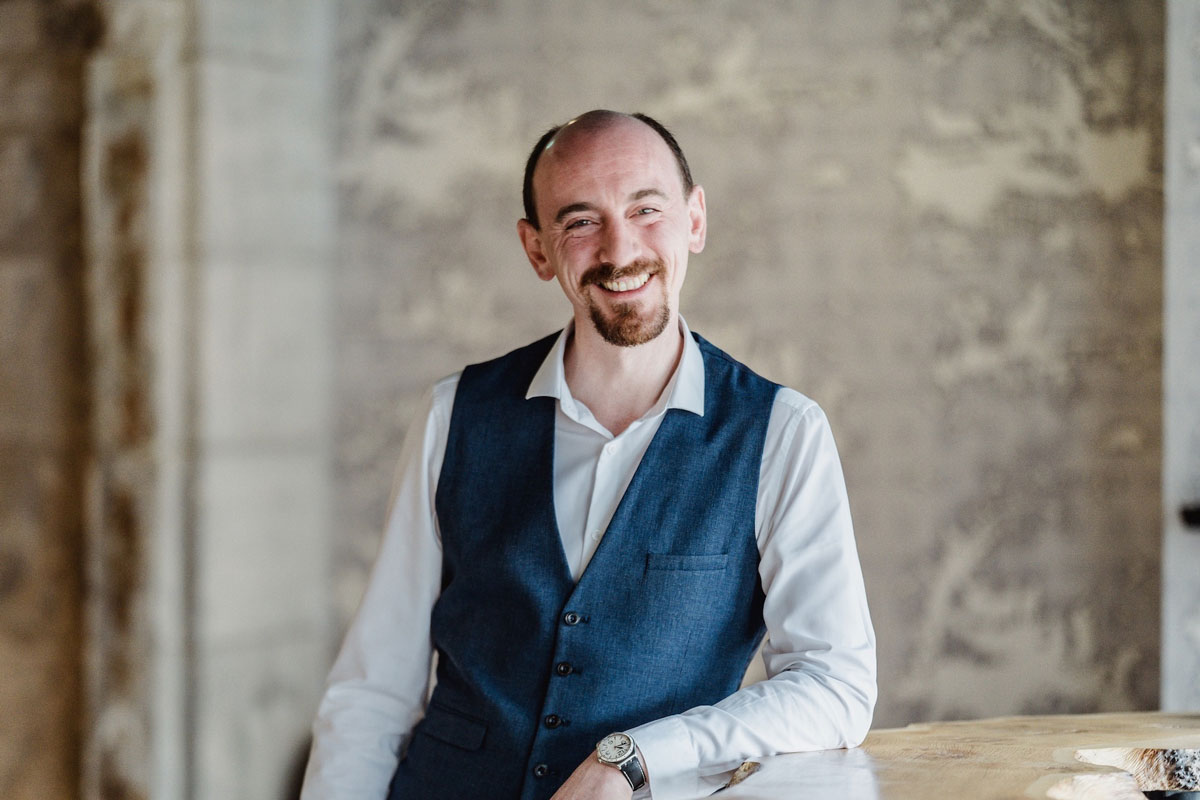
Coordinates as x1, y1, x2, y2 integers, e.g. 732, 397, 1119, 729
302, 318, 876, 800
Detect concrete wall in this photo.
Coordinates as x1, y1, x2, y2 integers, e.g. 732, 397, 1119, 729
83, 0, 336, 798
0, 1, 1174, 798
3, 0, 336, 795
333, 0, 1164, 727
186, 2, 335, 797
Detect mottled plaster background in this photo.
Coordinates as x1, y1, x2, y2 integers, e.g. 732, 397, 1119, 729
0, 2, 1174, 798
333, 0, 1164, 727
0, 2, 95, 797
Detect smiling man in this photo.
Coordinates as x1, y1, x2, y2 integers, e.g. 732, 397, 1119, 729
301, 110, 876, 800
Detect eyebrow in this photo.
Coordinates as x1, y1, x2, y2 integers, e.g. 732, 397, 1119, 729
552, 188, 670, 225
554, 202, 596, 225
630, 188, 668, 202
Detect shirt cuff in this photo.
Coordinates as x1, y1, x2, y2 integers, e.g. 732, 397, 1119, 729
628, 716, 704, 800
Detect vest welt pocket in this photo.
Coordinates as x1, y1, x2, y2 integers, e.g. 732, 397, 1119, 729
417, 702, 488, 751
645, 552, 729, 572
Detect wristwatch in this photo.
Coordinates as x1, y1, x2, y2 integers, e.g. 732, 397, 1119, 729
596, 732, 647, 791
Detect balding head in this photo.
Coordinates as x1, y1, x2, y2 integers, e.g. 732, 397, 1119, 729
521, 110, 695, 230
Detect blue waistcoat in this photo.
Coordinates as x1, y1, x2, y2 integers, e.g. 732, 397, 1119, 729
388, 331, 779, 800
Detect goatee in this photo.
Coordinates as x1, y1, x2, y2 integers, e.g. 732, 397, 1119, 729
589, 299, 671, 347
581, 259, 671, 347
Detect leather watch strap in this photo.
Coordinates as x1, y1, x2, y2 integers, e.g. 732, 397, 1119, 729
619, 754, 647, 791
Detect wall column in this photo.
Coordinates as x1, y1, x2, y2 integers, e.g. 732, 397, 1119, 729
0, 2, 99, 796
188, 0, 336, 796
83, 1, 336, 797
1163, 0, 1200, 711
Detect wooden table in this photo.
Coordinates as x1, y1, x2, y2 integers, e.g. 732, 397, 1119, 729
716, 712, 1200, 799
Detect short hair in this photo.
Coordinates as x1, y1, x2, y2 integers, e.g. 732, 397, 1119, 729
521, 111, 695, 230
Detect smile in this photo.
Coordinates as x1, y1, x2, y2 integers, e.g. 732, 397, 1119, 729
599, 273, 650, 293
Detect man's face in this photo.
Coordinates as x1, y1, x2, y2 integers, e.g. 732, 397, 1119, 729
518, 118, 706, 347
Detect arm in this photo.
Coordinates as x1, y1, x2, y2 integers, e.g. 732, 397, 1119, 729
627, 392, 877, 799
300, 376, 458, 799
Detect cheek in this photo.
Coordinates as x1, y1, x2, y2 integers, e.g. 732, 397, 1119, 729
668, 265, 687, 293
644, 223, 688, 255
552, 239, 597, 272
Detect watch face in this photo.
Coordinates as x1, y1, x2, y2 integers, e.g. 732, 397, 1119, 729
598, 733, 632, 763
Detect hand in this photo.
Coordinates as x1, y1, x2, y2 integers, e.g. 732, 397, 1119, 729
549, 755, 633, 800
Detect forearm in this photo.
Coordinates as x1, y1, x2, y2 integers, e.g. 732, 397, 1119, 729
629, 657, 876, 798
302, 680, 425, 798
301, 573, 438, 799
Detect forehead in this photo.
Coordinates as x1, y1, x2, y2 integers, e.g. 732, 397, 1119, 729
533, 120, 681, 212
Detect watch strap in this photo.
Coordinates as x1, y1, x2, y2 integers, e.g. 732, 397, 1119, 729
619, 751, 647, 791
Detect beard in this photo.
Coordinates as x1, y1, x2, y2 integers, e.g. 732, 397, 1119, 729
581, 259, 672, 347
588, 297, 671, 347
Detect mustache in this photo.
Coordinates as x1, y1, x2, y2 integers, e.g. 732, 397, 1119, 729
580, 259, 663, 287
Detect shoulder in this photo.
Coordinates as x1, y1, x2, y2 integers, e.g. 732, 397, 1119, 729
428, 371, 462, 425
692, 332, 777, 385
690, 333, 781, 420
453, 332, 560, 398
396, 371, 462, 448
762, 387, 842, 482
432, 332, 562, 425
771, 386, 823, 425
767, 386, 834, 443
688, 332, 826, 429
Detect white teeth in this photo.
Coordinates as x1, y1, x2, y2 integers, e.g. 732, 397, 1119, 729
600, 273, 650, 292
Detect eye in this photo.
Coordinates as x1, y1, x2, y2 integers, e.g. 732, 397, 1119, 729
564, 218, 595, 230
634, 206, 659, 216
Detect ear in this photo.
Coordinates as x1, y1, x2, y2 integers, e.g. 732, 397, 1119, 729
518, 218, 556, 281
687, 185, 707, 254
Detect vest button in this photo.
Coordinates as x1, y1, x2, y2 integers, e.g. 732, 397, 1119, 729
544, 714, 561, 729
562, 611, 580, 626
532, 763, 549, 778
555, 661, 573, 676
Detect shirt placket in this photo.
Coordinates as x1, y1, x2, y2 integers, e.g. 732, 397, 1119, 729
578, 435, 627, 573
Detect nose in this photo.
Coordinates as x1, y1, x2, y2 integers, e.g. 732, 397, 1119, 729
598, 217, 640, 267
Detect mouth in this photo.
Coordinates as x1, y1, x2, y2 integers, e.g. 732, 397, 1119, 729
582, 260, 662, 297
598, 273, 651, 293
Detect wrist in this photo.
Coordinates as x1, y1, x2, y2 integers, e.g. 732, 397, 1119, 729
596, 732, 647, 792
592, 756, 634, 796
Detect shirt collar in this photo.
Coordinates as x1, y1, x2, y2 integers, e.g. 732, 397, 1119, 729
525, 316, 706, 418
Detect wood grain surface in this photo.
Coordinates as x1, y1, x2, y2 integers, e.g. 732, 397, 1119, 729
716, 712, 1200, 799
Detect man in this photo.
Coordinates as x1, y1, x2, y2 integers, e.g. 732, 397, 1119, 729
301, 110, 876, 800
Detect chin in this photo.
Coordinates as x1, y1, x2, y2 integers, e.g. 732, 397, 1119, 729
590, 302, 672, 348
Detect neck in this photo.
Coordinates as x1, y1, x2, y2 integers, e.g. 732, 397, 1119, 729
564, 313, 684, 436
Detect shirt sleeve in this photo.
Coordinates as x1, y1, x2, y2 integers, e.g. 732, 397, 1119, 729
627, 390, 877, 799
300, 375, 458, 799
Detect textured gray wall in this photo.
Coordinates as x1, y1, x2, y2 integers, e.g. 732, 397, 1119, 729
0, 4, 1168, 798
333, 0, 1164, 727
82, 1, 337, 798
3, 0, 337, 797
